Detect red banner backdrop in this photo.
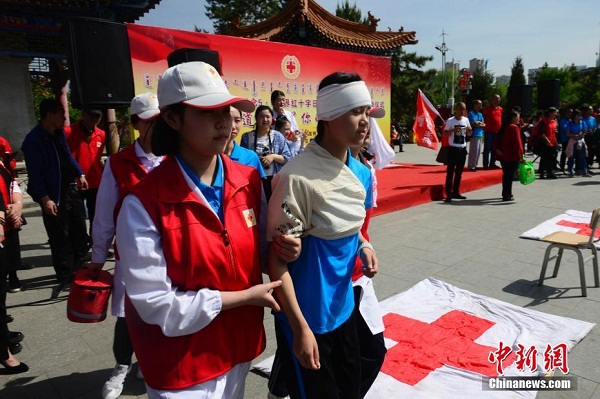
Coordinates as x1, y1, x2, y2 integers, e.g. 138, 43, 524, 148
126, 24, 391, 139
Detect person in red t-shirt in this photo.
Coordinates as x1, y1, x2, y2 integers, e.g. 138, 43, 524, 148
65, 109, 106, 237
482, 94, 503, 169
537, 107, 559, 179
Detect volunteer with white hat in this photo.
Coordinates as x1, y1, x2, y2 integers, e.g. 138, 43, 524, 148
86, 92, 163, 399
115, 62, 299, 398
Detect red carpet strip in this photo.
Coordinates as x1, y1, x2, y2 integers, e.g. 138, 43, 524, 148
374, 162, 502, 216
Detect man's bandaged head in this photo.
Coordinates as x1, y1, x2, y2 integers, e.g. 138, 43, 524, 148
316, 81, 384, 121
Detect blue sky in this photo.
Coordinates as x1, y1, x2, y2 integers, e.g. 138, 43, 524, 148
137, 0, 600, 77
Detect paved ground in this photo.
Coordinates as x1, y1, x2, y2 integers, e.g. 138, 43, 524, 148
2, 144, 600, 399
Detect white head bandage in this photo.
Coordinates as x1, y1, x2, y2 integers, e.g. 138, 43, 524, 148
316, 81, 373, 122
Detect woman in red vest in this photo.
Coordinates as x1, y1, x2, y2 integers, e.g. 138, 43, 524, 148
495, 110, 524, 201
0, 160, 28, 374
86, 92, 164, 399
116, 61, 298, 398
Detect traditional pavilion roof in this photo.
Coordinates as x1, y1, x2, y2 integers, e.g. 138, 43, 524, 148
230, 0, 417, 55
0, 0, 161, 58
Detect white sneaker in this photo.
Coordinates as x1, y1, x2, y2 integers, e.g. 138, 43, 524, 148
102, 364, 131, 399
135, 366, 144, 380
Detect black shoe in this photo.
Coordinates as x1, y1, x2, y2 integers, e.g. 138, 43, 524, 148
452, 194, 467, 199
6, 314, 13, 323
547, 174, 558, 179
539, 174, 546, 179
8, 331, 24, 344
8, 278, 21, 293
9, 342, 22, 355
502, 196, 515, 202
51, 282, 70, 299
444, 198, 452, 203
107, 250, 115, 260
0, 360, 29, 374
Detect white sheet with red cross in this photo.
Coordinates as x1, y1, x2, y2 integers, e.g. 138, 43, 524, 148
520, 209, 600, 248
253, 278, 594, 399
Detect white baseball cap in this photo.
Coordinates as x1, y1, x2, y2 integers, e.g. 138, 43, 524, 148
158, 61, 255, 113
130, 92, 160, 120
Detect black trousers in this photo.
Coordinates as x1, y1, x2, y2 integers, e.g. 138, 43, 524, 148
279, 311, 361, 399
445, 147, 467, 197
114, 317, 134, 365
262, 176, 274, 202
500, 160, 519, 200
269, 318, 291, 397
0, 246, 9, 362
539, 144, 557, 176
560, 140, 569, 170
80, 188, 98, 237
4, 229, 21, 283
270, 288, 386, 399
41, 187, 90, 283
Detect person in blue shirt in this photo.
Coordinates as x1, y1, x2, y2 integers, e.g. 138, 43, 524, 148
240, 105, 291, 200
267, 72, 381, 399
566, 110, 590, 177
224, 107, 266, 178
558, 108, 573, 172
582, 105, 599, 170
467, 99, 485, 171
21, 99, 90, 294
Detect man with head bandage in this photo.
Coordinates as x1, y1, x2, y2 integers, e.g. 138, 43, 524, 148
316, 80, 385, 122
267, 72, 383, 399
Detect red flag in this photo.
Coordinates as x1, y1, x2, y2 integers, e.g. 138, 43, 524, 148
412, 90, 441, 150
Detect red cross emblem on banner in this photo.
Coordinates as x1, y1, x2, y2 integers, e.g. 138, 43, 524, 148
556, 220, 600, 238
382, 310, 515, 385
286, 60, 297, 74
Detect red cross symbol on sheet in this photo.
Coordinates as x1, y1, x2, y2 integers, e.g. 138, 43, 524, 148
286, 60, 296, 74
382, 310, 515, 385
555, 220, 600, 238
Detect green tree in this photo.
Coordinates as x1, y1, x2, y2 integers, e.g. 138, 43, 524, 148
335, 0, 368, 24
390, 48, 436, 128
31, 76, 54, 120
536, 65, 600, 109
509, 56, 526, 86
466, 65, 496, 107
204, 0, 288, 34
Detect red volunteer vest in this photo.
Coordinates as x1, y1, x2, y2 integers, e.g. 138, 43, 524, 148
110, 144, 149, 219
126, 155, 265, 390
0, 162, 17, 235
109, 144, 155, 259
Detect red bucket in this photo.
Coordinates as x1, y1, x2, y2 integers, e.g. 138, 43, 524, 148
67, 269, 113, 323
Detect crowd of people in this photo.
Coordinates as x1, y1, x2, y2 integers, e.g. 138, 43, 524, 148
5, 58, 600, 397
5, 59, 386, 399
436, 95, 600, 203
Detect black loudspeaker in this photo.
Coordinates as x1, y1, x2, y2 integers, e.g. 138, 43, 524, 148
167, 48, 222, 74
507, 85, 533, 116
64, 18, 135, 108
537, 79, 560, 110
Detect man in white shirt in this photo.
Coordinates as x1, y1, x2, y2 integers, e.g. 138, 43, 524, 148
443, 102, 473, 203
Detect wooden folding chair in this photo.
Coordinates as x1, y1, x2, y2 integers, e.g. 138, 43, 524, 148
538, 208, 600, 296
